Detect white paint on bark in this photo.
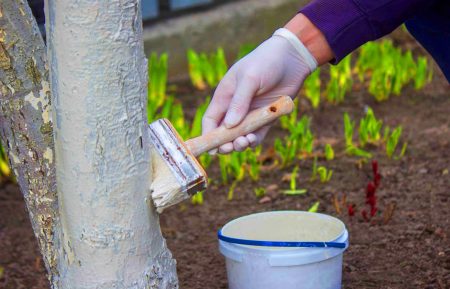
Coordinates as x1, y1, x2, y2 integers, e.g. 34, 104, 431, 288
44, 147, 53, 164
0, 1, 60, 286
45, 0, 178, 288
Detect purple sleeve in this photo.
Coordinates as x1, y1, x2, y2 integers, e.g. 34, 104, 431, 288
300, 0, 438, 63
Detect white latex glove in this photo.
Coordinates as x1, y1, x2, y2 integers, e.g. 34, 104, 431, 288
202, 28, 317, 154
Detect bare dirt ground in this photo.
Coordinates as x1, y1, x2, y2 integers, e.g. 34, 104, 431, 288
1, 56, 449, 289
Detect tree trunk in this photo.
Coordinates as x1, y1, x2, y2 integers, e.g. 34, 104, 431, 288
45, 0, 178, 288
0, 0, 60, 286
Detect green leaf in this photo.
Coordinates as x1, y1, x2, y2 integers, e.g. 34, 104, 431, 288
386, 126, 403, 158
247, 146, 261, 181
290, 166, 299, 191
187, 49, 206, 89
191, 191, 204, 205
304, 69, 321, 108
343, 113, 355, 148
326, 55, 352, 104
359, 107, 382, 146
324, 144, 335, 161
283, 189, 307, 195
237, 44, 257, 60
346, 145, 373, 159
218, 155, 230, 184
308, 201, 320, 213
317, 166, 333, 183
227, 181, 238, 201
214, 47, 228, 82
190, 96, 210, 138
399, 142, 408, 158
254, 187, 266, 198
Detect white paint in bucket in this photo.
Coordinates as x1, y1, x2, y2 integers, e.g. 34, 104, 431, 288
218, 211, 349, 289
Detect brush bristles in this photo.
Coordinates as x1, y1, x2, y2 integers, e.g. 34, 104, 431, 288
150, 147, 190, 213
148, 119, 207, 213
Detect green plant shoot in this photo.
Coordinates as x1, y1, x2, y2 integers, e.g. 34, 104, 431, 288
0, 144, 11, 178
324, 144, 335, 161
304, 69, 321, 108
284, 166, 307, 195
148, 53, 168, 121
228, 181, 238, 201
247, 146, 262, 181
191, 191, 204, 205
346, 146, 373, 159
386, 126, 403, 158
187, 49, 207, 90
317, 166, 333, 183
274, 138, 297, 168
280, 98, 298, 130
308, 201, 320, 213
414, 56, 432, 90
344, 112, 355, 148
237, 44, 257, 60
359, 107, 383, 147
326, 55, 353, 104
254, 187, 266, 198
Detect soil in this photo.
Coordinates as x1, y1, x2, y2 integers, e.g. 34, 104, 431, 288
1, 51, 449, 289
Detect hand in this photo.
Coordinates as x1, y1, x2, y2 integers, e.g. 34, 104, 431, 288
201, 27, 317, 154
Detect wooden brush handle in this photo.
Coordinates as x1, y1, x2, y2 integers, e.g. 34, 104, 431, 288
185, 96, 294, 157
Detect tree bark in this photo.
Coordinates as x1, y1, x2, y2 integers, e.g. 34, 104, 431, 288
0, 0, 60, 286
45, 0, 178, 288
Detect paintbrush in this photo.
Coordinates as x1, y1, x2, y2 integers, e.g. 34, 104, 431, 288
149, 95, 294, 213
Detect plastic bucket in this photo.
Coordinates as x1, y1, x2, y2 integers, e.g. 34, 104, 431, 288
218, 211, 349, 289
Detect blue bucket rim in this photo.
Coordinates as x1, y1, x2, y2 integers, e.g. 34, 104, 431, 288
218, 230, 346, 248
218, 211, 347, 249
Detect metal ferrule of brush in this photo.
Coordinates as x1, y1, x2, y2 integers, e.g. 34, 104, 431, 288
148, 119, 207, 195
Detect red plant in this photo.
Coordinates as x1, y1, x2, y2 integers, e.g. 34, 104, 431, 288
347, 204, 356, 217
348, 161, 383, 221
362, 160, 381, 220
366, 181, 377, 216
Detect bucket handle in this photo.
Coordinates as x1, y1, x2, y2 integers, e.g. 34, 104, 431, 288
218, 230, 346, 248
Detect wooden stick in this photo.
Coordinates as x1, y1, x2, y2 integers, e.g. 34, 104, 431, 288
185, 96, 294, 157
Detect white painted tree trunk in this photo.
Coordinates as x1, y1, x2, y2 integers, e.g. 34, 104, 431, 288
45, 0, 178, 288
0, 1, 60, 286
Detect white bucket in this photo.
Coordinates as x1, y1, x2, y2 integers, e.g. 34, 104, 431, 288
218, 211, 349, 289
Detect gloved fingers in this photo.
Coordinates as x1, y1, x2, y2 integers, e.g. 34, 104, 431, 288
246, 133, 258, 148
223, 74, 260, 129
217, 125, 272, 155
246, 125, 271, 148
233, 136, 250, 152
202, 77, 235, 135
218, 142, 234, 154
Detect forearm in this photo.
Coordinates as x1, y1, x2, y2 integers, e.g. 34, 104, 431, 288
284, 13, 334, 66
297, 0, 438, 63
